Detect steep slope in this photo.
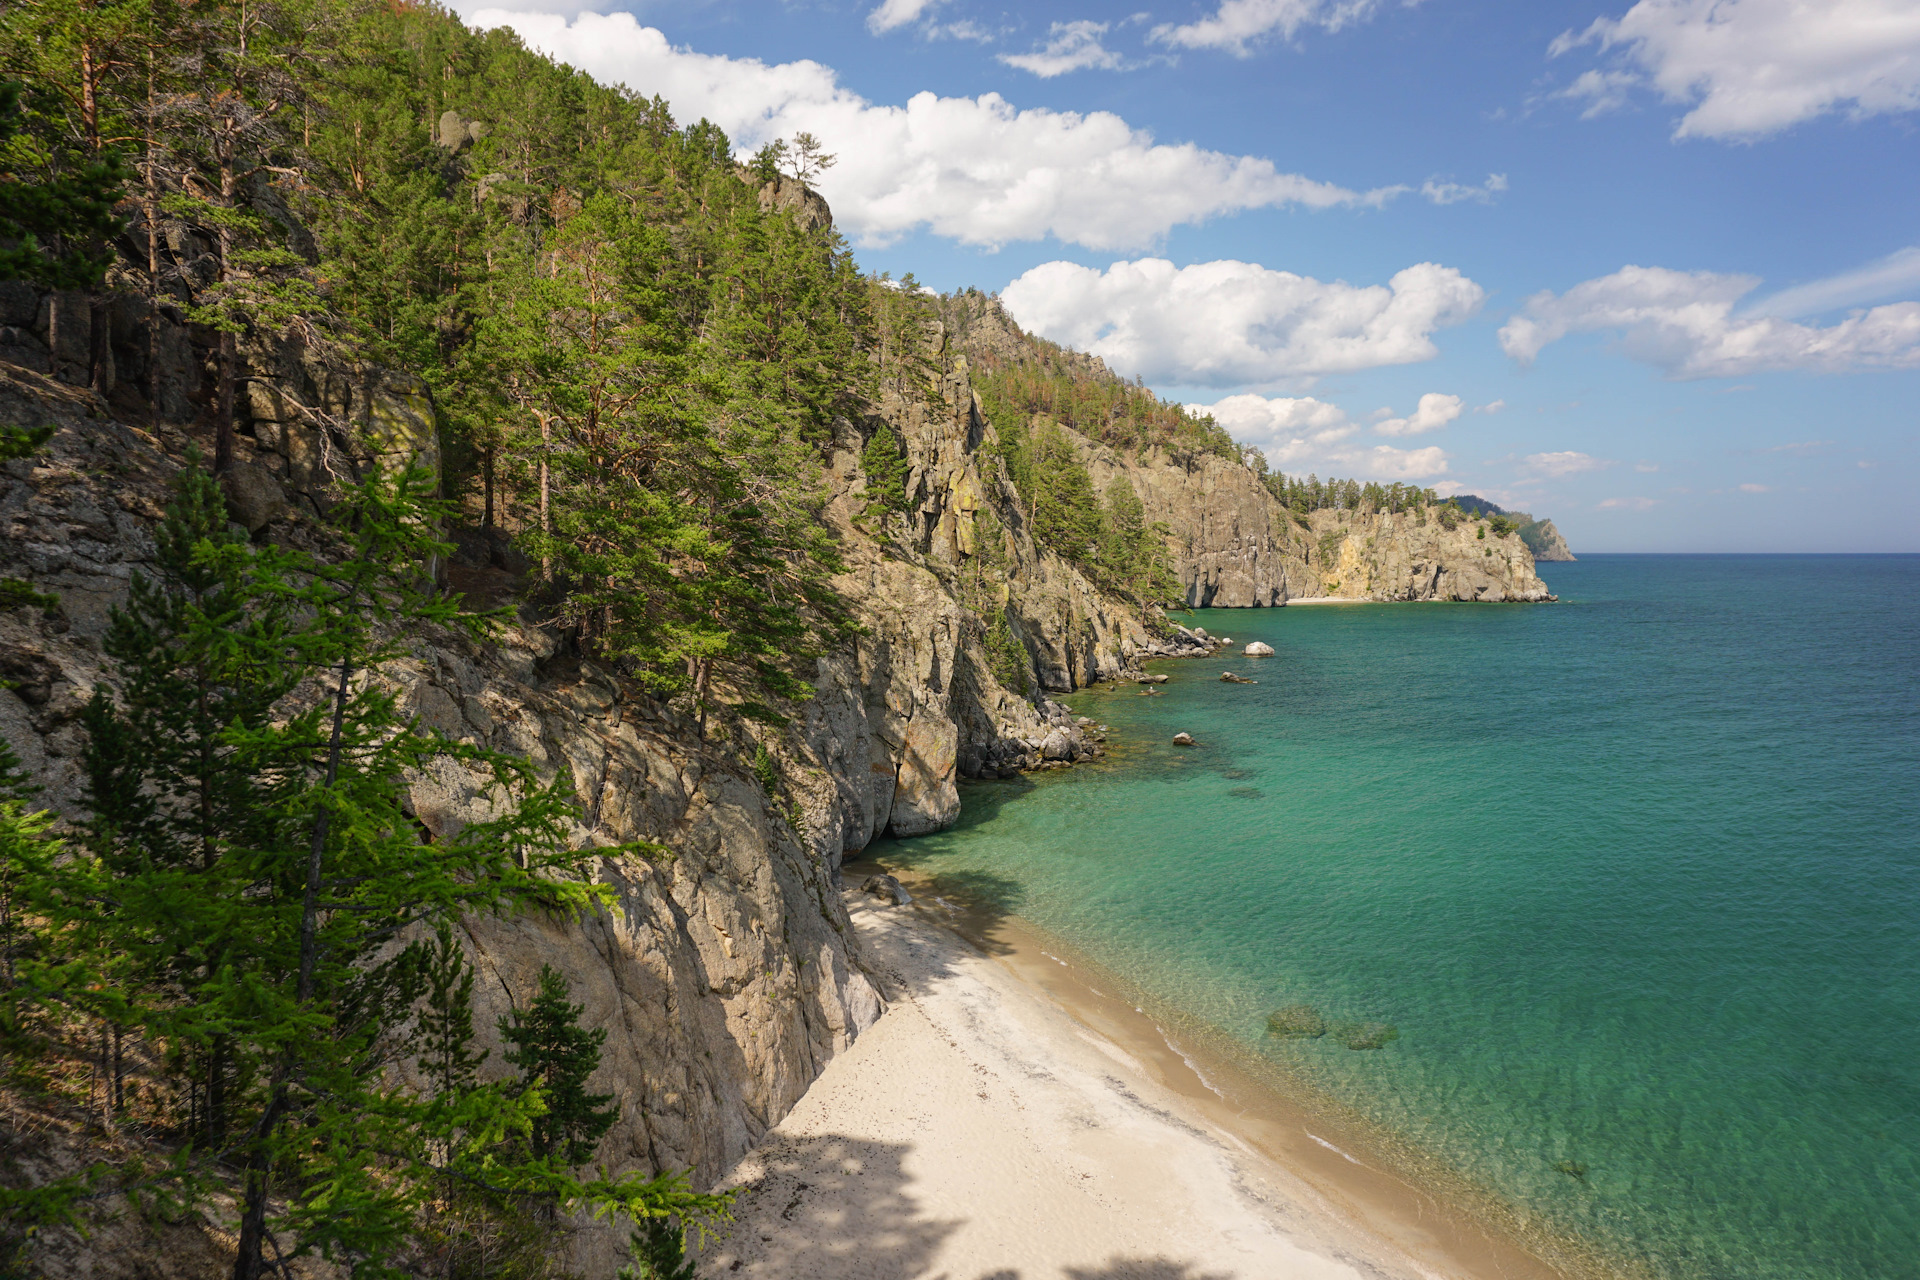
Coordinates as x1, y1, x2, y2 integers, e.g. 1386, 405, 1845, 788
946, 296, 1556, 606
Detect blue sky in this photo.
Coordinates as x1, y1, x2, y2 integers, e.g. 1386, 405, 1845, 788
458, 0, 1920, 552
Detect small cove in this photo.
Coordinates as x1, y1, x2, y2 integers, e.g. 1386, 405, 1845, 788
867, 555, 1920, 1280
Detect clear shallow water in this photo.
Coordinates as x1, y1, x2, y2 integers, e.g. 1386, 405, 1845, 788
871, 556, 1920, 1280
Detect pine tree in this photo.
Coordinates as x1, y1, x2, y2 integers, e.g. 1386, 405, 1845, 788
500, 965, 617, 1168
859, 422, 910, 524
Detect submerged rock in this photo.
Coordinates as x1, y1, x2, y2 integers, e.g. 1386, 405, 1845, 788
1172, 732, 1195, 746
1553, 1159, 1588, 1180
1331, 1021, 1399, 1050
1220, 672, 1255, 684
1267, 1005, 1327, 1038
1243, 641, 1275, 657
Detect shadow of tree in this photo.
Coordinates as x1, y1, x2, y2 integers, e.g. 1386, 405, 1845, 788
697, 1134, 960, 1278
1062, 1260, 1234, 1280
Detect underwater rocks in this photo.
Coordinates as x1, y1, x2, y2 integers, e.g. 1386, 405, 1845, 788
1265, 1005, 1399, 1050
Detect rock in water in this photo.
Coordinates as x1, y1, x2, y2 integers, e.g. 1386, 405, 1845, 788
1137, 673, 1169, 684
1172, 732, 1195, 746
1220, 672, 1256, 684
1553, 1159, 1589, 1180
1332, 1021, 1399, 1050
860, 874, 913, 907
1243, 641, 1275, 657
1267, 1005, 1327, 1038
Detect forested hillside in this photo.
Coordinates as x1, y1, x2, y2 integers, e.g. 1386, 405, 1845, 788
0, 3, 1554, 1275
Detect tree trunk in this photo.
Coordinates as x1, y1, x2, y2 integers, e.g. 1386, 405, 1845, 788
214, 146, 238, 475
233, 653, 354, 1280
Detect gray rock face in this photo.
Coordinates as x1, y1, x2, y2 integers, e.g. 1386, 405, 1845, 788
1517, 516, 1576, 561
219, 461, 289, 532
0, 367, 883, 1273
1243, 641, 1275, 656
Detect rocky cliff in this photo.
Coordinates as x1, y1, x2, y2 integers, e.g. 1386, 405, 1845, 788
0, 210, 1539, 1275
1517, 516, 1576, 561
946, 296, 1556, 607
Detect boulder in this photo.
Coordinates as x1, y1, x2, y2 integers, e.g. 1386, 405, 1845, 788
1266, 1005, 1327, 1039
1039, 728, 1075, 761
1220, 672, 1255, 684
220, 462, 290, 532
860, 874, 913, 907
1243, 641, 1275, 657
1172, 732, 1195, 746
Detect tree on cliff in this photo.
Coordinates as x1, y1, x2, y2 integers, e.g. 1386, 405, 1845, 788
2, 462, 729, 1279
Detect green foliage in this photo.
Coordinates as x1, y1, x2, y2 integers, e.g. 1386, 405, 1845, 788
0, 578, 57, 615
0, 81, 127, 288
619, 1215, 701, 1280
982, 609, 1032, 695
9, 460, 616, 1277
750, 742, 781, 797
500, 966, 618, 1168
0, 426, 54, 461
860, 422, 910, 522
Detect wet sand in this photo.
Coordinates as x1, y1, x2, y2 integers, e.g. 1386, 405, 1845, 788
703, 866, 1587, 1280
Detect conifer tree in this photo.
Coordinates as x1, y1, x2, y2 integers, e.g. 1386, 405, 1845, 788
500, 965, 617, 1168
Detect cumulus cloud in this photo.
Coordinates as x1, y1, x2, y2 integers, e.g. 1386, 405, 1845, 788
1421, 173, 1508, 205
1375, 391, 1463, 436
1000, 21, 1127, 76
1188, 393, 1452, 478
468, 9, 1409, 250
1498, 264, 1920, 377
1598, 496, 1659, 510
1001, 257, 1484, 385
867, 0, 944, 34
1522, 451, 1612, 478
1150, 0, 1394, 55
1477, 399, 1507, 413
1551, 0, 1920, 140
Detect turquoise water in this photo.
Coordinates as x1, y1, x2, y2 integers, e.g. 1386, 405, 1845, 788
871, 556, 1920, 1280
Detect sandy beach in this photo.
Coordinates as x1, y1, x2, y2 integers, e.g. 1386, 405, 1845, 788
702, 873, 1573, 1280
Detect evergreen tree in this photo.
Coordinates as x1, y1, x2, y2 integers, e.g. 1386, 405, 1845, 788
500, 965, 617, 1168
860, 422, 910, 523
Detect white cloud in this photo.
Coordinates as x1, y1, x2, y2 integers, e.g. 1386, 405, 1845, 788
1747, 246, 1920, 318
1002, 257, 1484, 385
1150, 0, 1394, 55
1421, 173, 1509, 205
1477, 399, 1507, 413
1189, 393, 1452, 478
1551, 0, 1920, 140
1598, 496, 1659, 510
1634, 460, 1659, 472
1522, 451, 1612, 478
1375, 392, 1463, 437
868, 0, 944, 34
1000, 20, 1126, 76
1737, 482, 1773, 493
1498, 263, 1920, 378
468, 9, 1408, 250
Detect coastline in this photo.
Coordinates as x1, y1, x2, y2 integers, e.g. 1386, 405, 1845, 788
705, 863, 1606, 1280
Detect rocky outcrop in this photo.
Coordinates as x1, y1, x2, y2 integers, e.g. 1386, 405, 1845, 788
0, 363, 882, 1272
945, 296, 1555, 607
1517, 516, 1575, 561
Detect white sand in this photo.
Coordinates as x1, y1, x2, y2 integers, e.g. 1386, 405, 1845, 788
701, 893, 1469, 1280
